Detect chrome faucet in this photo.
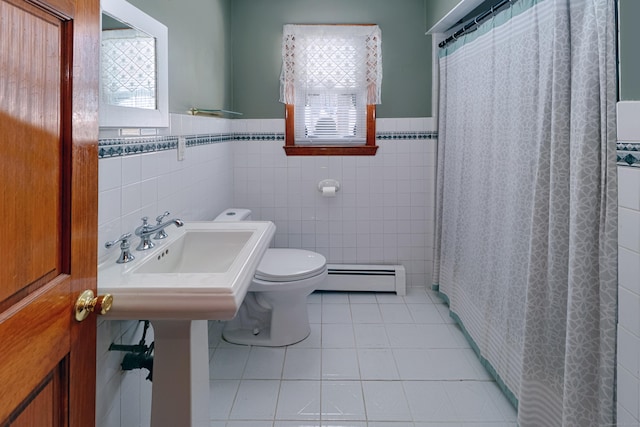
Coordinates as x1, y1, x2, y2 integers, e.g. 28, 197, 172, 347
153, 211, 171, 240
105, 233, 135, 264
134, 215, 184, 251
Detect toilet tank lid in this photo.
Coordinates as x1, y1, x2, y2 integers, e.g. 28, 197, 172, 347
214, 208, 252, 221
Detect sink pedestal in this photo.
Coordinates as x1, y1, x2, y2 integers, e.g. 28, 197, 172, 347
150, 320, 210, 427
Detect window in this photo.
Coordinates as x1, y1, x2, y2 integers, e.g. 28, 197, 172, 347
280, 24, 382, 155
101, 28, 157, 110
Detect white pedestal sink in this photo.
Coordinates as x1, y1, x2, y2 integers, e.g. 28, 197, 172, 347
98, 221, 276, 427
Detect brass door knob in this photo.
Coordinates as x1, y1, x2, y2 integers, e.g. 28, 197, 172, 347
75, 290, 113, 322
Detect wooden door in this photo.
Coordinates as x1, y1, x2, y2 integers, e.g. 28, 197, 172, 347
0, 0, 99, 425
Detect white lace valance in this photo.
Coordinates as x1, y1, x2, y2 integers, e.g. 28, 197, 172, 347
279, 24, 382, 105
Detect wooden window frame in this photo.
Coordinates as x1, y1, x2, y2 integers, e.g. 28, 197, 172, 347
282, 23, 379, 156
284, 104, 378, 156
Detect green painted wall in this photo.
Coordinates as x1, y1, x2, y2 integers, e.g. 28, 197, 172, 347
619, 0, 640, 100
117, 0, 460, 118
127, 0, 232, 114
230, 0, 433, 118
424, 0, 462, 31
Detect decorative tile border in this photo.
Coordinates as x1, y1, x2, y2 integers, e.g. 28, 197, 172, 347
98, 136, 178, 159
184, 133, 234, 147
618, 142, 640, 167
233, 132, 285, 142
98, 131, 439, 158
98, 134, 234, 159
377, 131, 438, 140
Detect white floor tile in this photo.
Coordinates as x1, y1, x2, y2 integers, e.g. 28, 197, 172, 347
392, 349, 436, 380
407, 304, 444, 323
290, 323, 322, 349
349, 292, 379, 304
376, 293, 406, 304
319, 423, 366, 427
416, 324, 468, 349
210, 347, 250, 379
385, 324, 427, 348
283, 348, 322, 380
362, 381, 412, 422
428, 349, 490, 380
322, 348, 361, 380
273, 421, 321, 426
350, 304, 383, 323
402, 381, 456, 422
225, 420, 273, 427
357, 349, 400, 380
444, 381, 504, 422
321, 381, 366, 421
369, 423, 415, 427
307, 304, 322, 323
274, 421, 321, 427
276, 380, 321, 420
321, 291, 351, 304
209, 380, 239, 420
353, 324, 390, 348
379, 304, 414, 323
229, 380, 280, 420
322, 304, 353, 323
243, 347, 286, 379
207, 293, 517, 426
403, 288, 432, 304
307, 292, 322, 304
322, 323, 356, 348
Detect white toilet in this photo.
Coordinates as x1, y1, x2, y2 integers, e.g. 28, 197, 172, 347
215, 209, 327, 346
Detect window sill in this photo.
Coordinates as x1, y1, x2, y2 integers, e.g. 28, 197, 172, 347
283, 145, 379, 156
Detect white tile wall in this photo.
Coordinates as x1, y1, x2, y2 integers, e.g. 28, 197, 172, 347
96, 115, 438, 427
617, 101, 640, 426
232, 118, 437, 288
96, 114, 234, 427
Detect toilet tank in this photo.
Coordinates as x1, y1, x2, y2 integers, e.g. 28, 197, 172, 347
214, 208, 252, 221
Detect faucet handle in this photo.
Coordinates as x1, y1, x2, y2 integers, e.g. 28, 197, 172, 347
134, 217, 156, 250
140, 216, 150, 229
155, 211, 170, 224
105, 233, 135, 264
153, 211, 171, 240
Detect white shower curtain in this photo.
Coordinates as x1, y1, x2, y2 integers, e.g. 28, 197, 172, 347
432, 0, 618, 425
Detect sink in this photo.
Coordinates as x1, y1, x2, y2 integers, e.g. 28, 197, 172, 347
98, 220, 276, 427
98, 220, 276, 320
133, 231, 254, 274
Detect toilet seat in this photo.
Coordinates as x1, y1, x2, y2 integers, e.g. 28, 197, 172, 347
255, 249, 326, 282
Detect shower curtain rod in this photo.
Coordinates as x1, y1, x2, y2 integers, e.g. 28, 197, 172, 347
438, 0, 517, 48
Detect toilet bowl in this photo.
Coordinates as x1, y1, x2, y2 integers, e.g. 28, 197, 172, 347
215, 209, 327, 346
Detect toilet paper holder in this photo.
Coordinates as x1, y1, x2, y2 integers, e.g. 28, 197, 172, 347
318, 179, 340, 195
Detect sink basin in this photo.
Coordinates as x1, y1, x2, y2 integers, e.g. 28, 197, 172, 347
134, 231, 254, 274
98, 221, 276, 320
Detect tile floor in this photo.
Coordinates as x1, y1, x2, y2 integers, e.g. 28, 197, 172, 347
207, 288, 518, 427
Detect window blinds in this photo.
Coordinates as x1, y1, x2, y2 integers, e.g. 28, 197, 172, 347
280, 24, 382, 144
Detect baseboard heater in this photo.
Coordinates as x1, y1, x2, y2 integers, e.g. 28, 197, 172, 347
317, 264, 406, 296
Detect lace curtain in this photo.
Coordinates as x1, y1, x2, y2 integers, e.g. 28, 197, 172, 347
279, 24, 382, 106
101, 29, 156, 109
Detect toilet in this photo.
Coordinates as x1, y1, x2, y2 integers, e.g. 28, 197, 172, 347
215, 209, 327, 346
